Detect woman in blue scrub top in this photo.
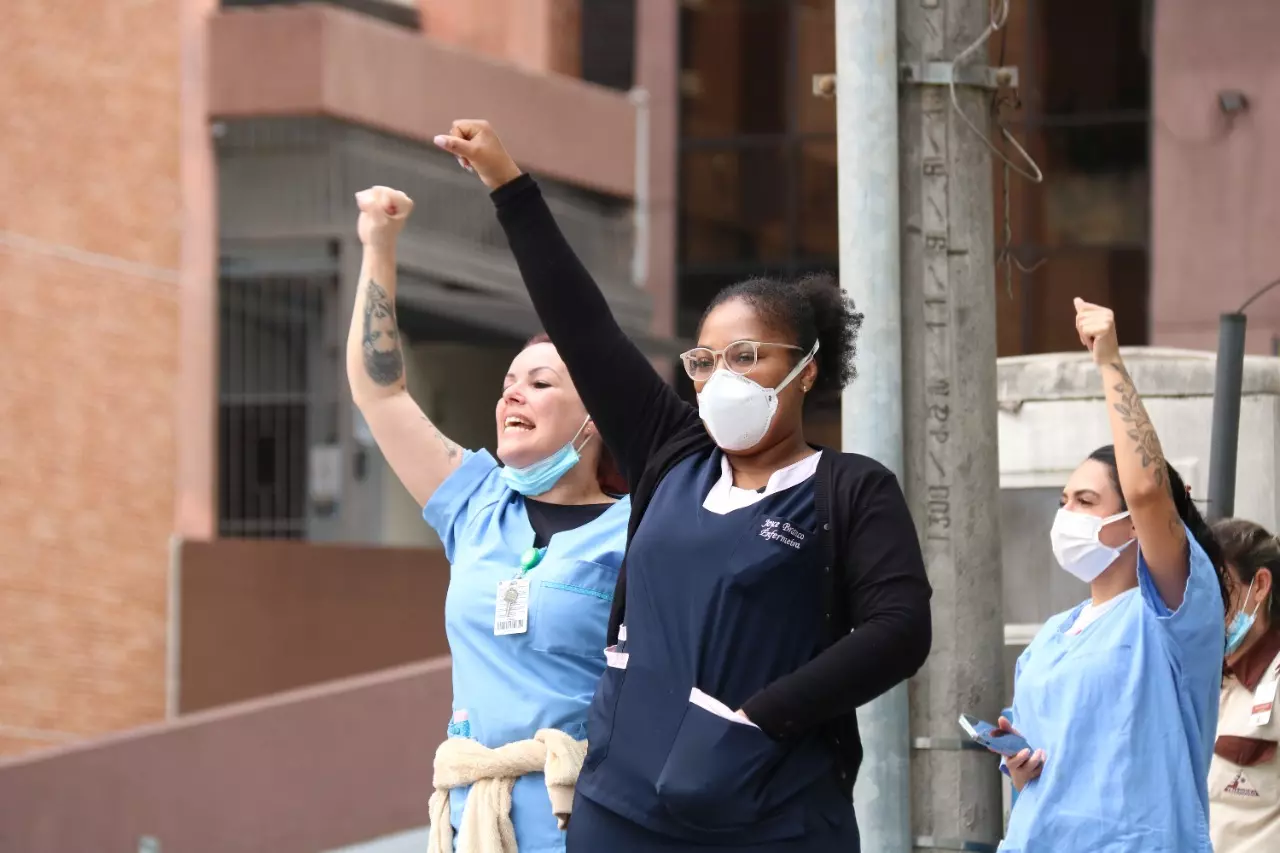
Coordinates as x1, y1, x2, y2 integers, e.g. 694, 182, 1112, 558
994, 299, 1229, 852
433, 122, 933, 852
346, 186, 631, 852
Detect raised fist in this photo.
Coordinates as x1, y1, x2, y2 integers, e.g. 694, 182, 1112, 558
1073, 298, 1120, 365
433, 120, 523, 190
356, 186, 414, 249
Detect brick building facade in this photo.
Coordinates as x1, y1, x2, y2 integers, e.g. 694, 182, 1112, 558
0, 0, 675, 760
0, 0, 183, 757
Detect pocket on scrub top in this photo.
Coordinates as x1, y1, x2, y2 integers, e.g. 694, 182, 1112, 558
655, 692, 804, 840
530, 560, 616, 657
583, 644, 628, 771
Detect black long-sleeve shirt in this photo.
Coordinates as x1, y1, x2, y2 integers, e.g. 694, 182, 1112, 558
491, 174, 932, 779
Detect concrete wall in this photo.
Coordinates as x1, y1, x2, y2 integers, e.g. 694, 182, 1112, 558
208, 4, 637, 198
0, 659, 454, 853
1153, 0, 1280, 353
175, 539, 451, 714
418, 0, 582, 78
0, 0, 182, 758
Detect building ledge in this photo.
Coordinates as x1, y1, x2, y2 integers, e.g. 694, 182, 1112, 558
208, 4, 636, 197
998, 347, 1280, 403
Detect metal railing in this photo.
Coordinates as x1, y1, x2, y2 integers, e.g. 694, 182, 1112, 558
213, 117, 651, 542
218, 274, 337, 539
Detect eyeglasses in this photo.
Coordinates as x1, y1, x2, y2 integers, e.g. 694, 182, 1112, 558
678, 340, 805, 382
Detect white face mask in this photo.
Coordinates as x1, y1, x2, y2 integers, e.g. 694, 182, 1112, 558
696, 340, 819, 452
1050, 508, 1136, 583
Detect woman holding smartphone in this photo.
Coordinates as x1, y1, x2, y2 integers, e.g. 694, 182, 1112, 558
994, 300, 1228, 852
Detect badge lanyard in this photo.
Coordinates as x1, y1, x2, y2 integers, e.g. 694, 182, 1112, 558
494, 545, 546, 636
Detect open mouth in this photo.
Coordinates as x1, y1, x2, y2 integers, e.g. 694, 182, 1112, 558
504, 415, 535, 433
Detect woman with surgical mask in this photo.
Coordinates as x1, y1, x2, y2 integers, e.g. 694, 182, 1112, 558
433, 121, 931, 852
992, 299, 1229, 852
1209, 518, 1280, 853
347, 187, 632, 853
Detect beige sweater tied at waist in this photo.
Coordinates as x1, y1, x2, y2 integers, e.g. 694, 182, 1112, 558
426, 729, 587, 853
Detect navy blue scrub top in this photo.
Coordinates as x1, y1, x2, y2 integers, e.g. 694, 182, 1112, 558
575, 449, 849, 845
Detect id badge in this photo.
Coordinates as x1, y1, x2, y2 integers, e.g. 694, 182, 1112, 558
1251, 671, 1279, 728
494, 578, 530, 636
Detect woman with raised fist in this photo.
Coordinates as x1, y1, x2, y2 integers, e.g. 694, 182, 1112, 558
348, 186, 631, 852
434, 120, 933, 851
992, 299, 1228, 852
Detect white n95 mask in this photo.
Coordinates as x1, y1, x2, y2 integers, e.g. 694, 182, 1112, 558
696, 341, 818, 452
1050, 508, 1136, 583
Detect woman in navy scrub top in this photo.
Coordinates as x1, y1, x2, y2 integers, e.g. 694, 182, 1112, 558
346, 187, 631, 852
434, 122, 933, 851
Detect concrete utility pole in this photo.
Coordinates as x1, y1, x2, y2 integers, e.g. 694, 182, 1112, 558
834, 3, 909, 853
834, 0, 1007, 847
898, 0, 1006, 850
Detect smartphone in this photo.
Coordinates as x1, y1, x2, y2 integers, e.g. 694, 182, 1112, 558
959, 714, 1032, 758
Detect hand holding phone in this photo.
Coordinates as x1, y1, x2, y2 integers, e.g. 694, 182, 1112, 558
959, 713, 1032, 758
960, 714, 1046, 792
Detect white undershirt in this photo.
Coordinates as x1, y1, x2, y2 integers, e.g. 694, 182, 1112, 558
1065, 588, 1136, 635
702, 451, 823, 515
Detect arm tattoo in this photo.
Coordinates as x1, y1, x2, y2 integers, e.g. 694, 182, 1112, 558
1108, 361, 1168, 491
428, 420, 460, 461
421, 414, 460, 461
362, 280, 404, 386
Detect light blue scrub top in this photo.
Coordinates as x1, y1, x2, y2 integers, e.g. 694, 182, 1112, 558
1001, 528, 1225, 852
423, 449, 630, 853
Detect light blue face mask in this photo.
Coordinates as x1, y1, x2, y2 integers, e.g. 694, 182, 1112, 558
500, 416, 593, 497
1226, 576, 1262, 656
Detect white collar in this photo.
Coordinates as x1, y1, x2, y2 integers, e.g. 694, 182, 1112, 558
702, 450, 822, 515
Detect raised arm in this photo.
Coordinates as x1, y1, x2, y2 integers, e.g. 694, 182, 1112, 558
433, 121, 698, 487
1075, 298, 1189, 608
345, 186, 463, 507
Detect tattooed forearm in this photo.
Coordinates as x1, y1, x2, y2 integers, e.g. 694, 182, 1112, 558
362, 280, 404, 386
1107, 361, 1168, 490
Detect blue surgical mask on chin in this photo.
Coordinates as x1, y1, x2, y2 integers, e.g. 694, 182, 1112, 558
1226, 576, 1262, 656
500, 417, 593, 497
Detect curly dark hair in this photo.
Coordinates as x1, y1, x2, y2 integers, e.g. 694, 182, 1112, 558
698, 272, 864, 396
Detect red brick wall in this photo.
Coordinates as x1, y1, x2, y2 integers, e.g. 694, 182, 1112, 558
0, 0, 181, 757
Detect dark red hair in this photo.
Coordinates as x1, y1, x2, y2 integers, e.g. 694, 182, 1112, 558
524, 334, 627, 495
